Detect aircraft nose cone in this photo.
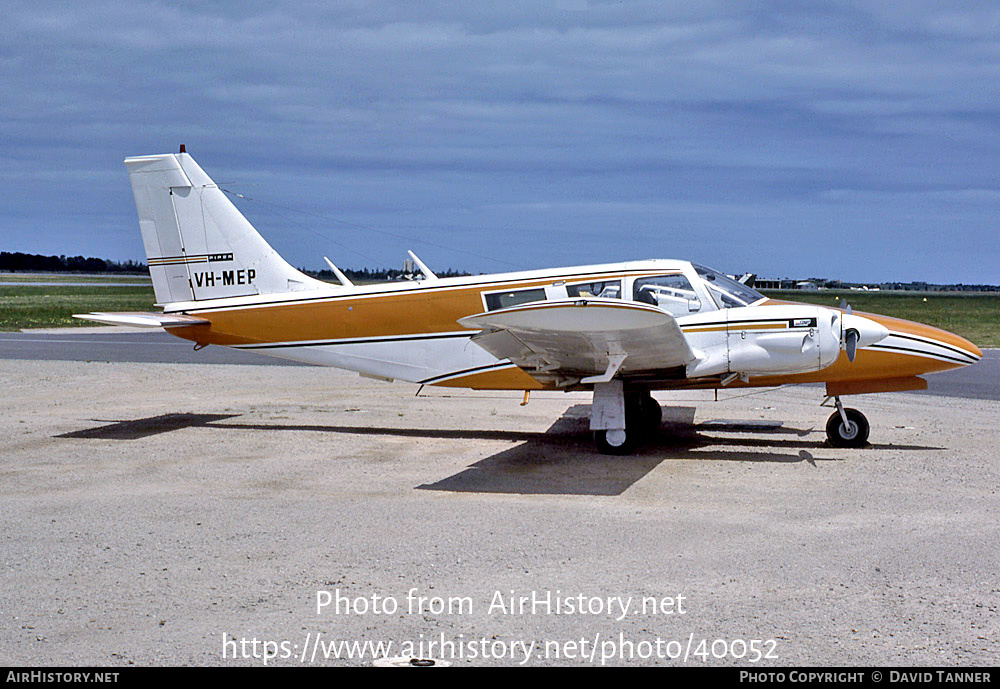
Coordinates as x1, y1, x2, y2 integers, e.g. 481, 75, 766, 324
941, 328, 982, 362
869, 315, 982, 368
914, 323, 982, 363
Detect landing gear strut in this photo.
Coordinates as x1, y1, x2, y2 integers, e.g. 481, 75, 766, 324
591, 383, 661, 455
825, 396, 870, 448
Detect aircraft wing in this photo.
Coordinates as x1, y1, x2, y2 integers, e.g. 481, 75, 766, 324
458, 298, 695, 384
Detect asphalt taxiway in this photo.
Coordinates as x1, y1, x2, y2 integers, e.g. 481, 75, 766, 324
1, 331, 997, 666
1, 329, 996, 400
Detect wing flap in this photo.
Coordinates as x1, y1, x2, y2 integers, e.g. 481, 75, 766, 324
459, 299, 695, 382
72, 312, 210, 328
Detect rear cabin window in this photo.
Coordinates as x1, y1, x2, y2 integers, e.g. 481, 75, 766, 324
484, 287, 547, 311
566, 279, 621, 299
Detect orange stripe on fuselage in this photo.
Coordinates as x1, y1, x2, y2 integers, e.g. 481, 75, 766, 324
682, 322, 790, 334
432, 366, 546, 390
164, 271, 657, 347
164, 287, 981, 391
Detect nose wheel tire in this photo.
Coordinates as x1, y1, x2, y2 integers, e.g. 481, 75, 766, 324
825, 408, 870, 448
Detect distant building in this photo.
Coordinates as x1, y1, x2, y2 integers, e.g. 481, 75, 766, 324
753, 277, 838, 290
754, 277, 819, 290
754, 277, 796, 289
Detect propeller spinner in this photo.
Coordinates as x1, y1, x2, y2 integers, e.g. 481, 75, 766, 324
840, 312, 890, 362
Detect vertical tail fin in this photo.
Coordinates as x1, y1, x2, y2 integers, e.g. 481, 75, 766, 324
125, 152, 329, 304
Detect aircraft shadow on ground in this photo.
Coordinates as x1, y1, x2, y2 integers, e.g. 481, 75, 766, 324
416, 405, 834, 496
57, 413, 241, 440
58, 406, 943, 497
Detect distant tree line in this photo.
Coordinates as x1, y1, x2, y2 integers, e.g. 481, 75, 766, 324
302, 267, 472, 282
756, 276, 999, 292
873, 282, 999, 292
0, 252, 471, 280
1, 251, 147, 274
4, 252, 991, 290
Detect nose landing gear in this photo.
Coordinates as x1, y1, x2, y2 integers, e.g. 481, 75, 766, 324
825, 396, 870, 448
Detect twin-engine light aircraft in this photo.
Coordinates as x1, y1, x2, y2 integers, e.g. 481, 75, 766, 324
78, 151, 982, 454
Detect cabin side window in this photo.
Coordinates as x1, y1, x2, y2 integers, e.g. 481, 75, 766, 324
483, 287, 548, 311
566, 279, 621, 299
632, 274, 702, 316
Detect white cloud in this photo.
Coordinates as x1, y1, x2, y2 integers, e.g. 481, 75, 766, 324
0, 1, 997, 282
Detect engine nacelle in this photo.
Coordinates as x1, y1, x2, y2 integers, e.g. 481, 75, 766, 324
685, 304, 846, 378
728, 304, 841, 374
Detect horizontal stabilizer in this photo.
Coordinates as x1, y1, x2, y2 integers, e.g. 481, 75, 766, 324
72, 312, 210, 328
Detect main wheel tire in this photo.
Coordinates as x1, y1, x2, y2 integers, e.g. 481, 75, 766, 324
594, 428, 637, 455
639, 394, 662, 431
624, 391, 661, 435
825, 408, 870, 448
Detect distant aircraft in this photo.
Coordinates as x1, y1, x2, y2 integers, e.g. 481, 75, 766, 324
77, 150, 982, 454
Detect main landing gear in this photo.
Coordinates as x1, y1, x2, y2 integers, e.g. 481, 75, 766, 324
825, 396, 870, 448
590, 385, 870, 454
591, 382, 662, 455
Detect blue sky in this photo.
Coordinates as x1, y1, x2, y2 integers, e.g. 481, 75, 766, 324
1, 1, 998, 283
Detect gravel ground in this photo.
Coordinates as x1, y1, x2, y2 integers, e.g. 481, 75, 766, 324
1, 359, 997, 666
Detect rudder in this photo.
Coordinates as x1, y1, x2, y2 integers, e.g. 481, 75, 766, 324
125, 151, 328, 304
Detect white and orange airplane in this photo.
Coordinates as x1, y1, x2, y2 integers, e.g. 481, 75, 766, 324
77, 150, 982, 454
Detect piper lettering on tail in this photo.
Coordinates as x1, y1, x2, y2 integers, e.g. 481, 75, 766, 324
76, 149, 982, 455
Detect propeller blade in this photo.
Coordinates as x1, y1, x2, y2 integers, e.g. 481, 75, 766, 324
845, 329, 858, 362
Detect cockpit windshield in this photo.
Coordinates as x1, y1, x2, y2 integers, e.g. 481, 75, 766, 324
693, 264, 765, 309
